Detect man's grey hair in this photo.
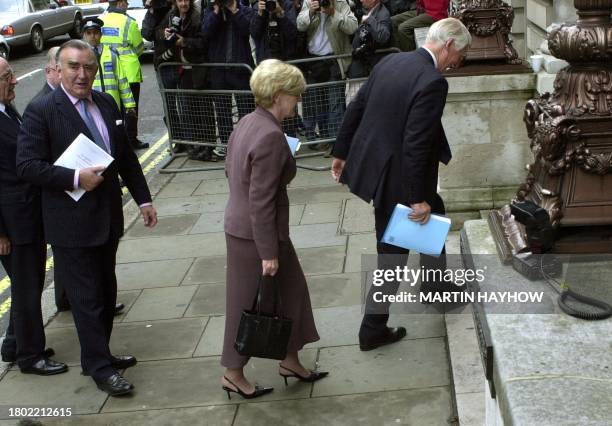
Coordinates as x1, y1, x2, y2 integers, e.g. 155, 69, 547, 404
47, 46, 60, 66
56, 39, 95, 66
425, 18, 472, 51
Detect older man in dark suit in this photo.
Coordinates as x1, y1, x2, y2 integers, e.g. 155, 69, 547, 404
16, 40, 158, 396
331, 18, 470, 351
0, 57, 67, 374
31, 47, 61, 104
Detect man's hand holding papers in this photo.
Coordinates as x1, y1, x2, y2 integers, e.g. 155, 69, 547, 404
79, 166, 105, 191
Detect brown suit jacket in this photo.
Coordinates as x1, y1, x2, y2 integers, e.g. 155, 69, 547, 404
224, 106, 296, 259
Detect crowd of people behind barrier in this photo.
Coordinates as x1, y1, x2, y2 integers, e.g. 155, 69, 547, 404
142, 0, 451, 160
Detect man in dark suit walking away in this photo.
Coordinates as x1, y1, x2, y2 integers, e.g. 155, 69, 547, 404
0, 57, 67, 374
331, 18, 471, 351
17, 40, 158, 396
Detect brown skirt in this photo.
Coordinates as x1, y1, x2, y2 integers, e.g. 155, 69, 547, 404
221, 234, 320, 368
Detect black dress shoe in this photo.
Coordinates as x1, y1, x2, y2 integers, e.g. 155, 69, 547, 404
114, 303, 125, 316
359, 327, 407, 351
111, 355, 137, 369
20, 357, 68, 376
95, 373, 134, 396
131, 139, 149, 150
3, 348, 56, 363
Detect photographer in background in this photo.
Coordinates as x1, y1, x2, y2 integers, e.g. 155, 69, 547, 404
347, 0, 391, 77
201, 0, 255, 159
296, 0, 357, 149
143, 0, 213, 160
250, 0, 297, 62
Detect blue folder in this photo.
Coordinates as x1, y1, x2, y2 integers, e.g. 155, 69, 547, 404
285, 134, 301, 156
380, 203, 451, 256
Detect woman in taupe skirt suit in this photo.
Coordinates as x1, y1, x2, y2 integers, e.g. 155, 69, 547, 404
221, 59, 327, 399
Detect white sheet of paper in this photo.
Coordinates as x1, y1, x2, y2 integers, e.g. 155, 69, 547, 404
54, 133, 114, 202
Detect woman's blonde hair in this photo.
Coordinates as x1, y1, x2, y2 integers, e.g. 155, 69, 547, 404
250, 59, 306, 108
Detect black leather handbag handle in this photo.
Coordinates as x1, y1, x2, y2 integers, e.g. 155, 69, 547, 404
249, 275, 283, 318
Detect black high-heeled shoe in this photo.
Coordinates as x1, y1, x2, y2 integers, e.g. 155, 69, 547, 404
279, 365, 329, 385
221, 376, 273, 400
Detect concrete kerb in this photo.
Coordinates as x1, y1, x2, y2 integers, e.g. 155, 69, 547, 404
0, 156, 185, 379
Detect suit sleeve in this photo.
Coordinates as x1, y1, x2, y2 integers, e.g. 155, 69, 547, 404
111, 101, 152, 205
248, 132, 288, 260
16, 102, 75, 191
402, 78, 448, 205
332, 78, 370, 160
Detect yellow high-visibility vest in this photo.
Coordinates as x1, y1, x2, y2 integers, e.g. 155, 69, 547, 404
100, 11, 144, 83
93, 45, 136, 110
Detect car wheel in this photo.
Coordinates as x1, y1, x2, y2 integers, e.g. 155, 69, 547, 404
30, 26, 44, 53
0, 45, 8, 59
69, 14, 82, 39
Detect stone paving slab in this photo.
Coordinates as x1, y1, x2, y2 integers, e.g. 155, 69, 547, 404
116, 258, 194, 291
102, 350, 318, 412
445, 312, 482, 394
171, 169, 227, 183
308, 306, 446, 349
42, 317, 207, 366
296, 246, 345, 276
123, 286, 198, 322
0, 369, 108, 418
287, 186, 356, 204
339, 199, 375, 235
189, 211, 225, 234
193, 178, 231, 196
288, 170, 339, 188
117, 233, 226, 263
125, 214, 200, 239
184, 284, 226, 317
300, 202, 341, 225
48, 290, 142, 328
182, 256, 226, 286
289, 223, 346, 249
153, 194, 229, 217
456, 392, 486, 426
312, 339, 450, 397
44, 405, 237, 426
193, 316, 224, 357
234, 387, 453, 426
344, 233, 377, 273
306, 273, 362, 309
157, 180, 202, 199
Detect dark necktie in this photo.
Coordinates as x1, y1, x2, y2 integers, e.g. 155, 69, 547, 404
5, 104, 21, 125
79, 100, 108, 152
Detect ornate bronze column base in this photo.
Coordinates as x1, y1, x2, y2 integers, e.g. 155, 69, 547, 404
453, 0, 521, 64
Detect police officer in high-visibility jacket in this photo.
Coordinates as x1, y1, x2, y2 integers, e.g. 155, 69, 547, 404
82, 18, 137, 114
101, 0, 149, 149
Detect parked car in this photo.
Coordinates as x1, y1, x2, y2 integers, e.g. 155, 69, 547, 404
0, 35, 9, 59
0, 0, 83, 53
72, 0, 108, 19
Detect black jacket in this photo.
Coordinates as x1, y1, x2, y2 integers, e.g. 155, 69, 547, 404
31, 82, 54, 104
0, 106, 42, 245
16, 89, 152, 247
250, 0, 298, 62
333, 48, 451, 208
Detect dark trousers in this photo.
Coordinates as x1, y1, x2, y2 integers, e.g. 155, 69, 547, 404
125, 82, 140, 144
53, 239, 119, 381
214, 93, 254, 145
360, 194, 447, 341
0, 238, 47, 367
301, 57, 346, 140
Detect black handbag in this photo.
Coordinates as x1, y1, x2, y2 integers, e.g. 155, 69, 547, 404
234, 276, 293, 360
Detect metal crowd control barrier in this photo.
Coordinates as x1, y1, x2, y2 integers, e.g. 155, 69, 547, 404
158, 49, 400, 174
